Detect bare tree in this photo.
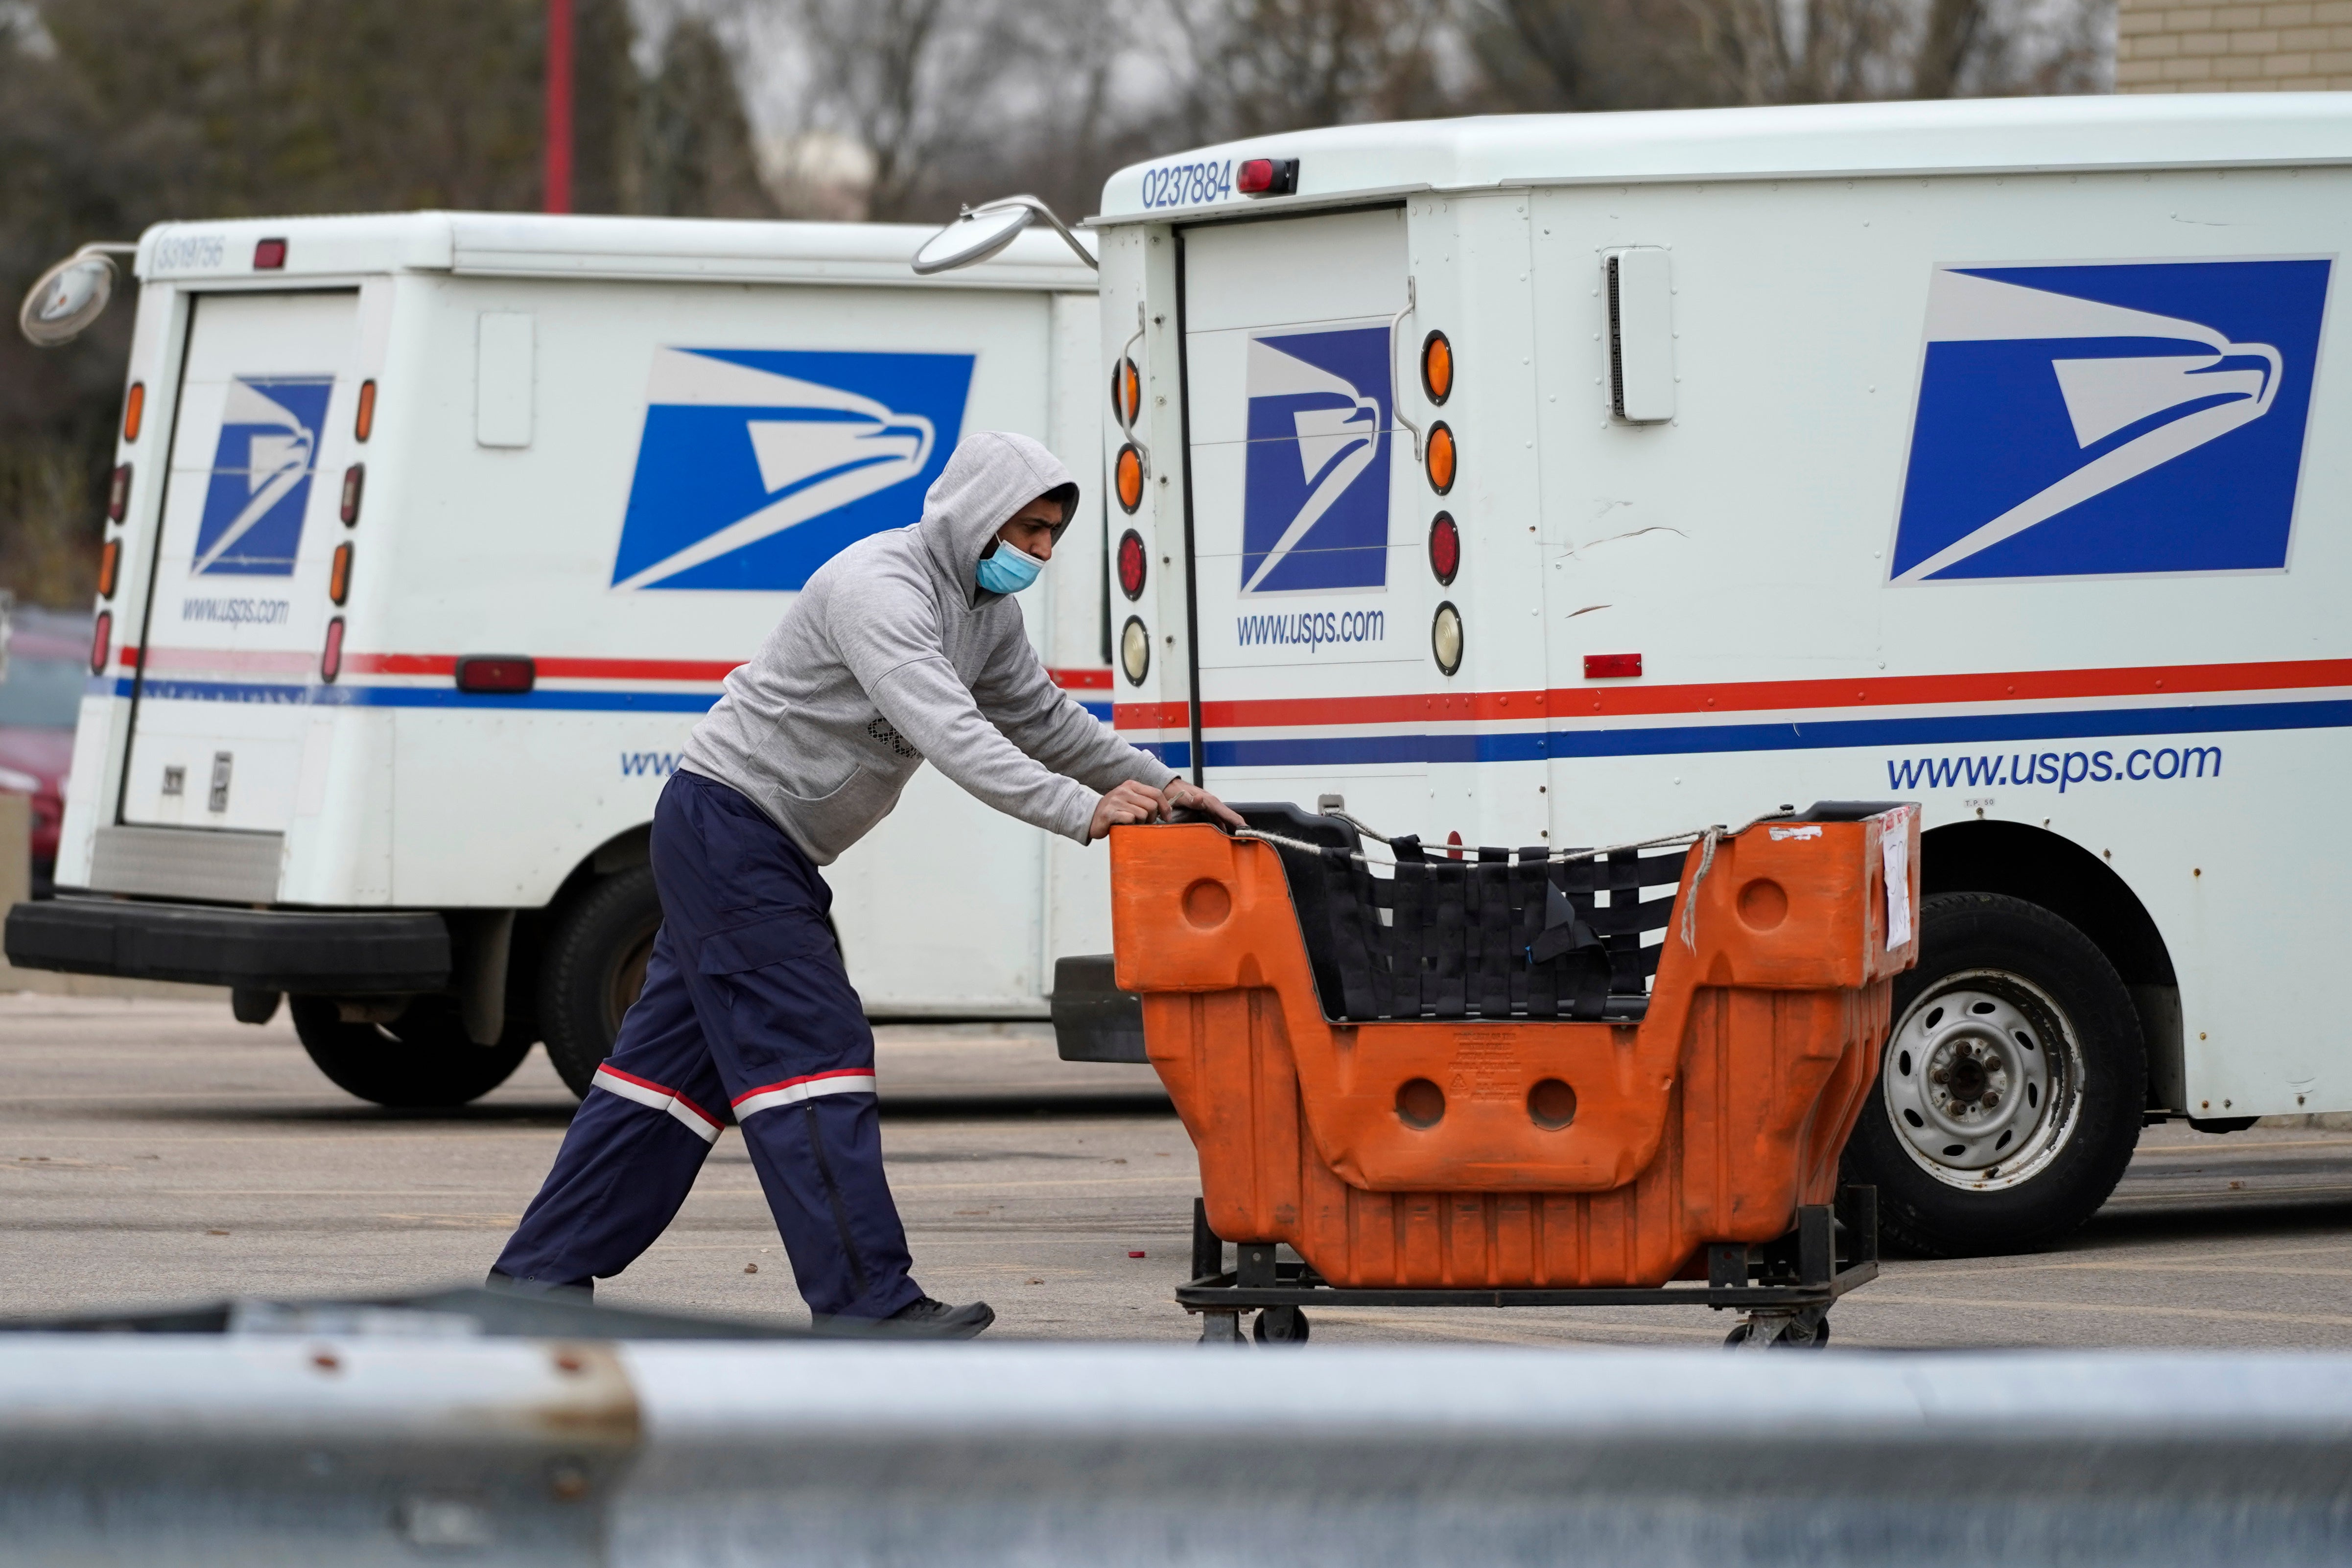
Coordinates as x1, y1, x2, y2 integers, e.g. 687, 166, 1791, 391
1168, 0, 1450, 142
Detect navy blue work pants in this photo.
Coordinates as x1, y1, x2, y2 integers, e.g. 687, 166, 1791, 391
494, 769, 922, 1321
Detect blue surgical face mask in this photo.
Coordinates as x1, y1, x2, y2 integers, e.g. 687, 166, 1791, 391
976, 540, 1047, 595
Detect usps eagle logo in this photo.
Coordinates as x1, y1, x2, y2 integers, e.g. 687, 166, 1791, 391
1240, 326, 1393, 595
1891, 259, 2330, 582
610, 348, 973, 591
193, 376, 332, 576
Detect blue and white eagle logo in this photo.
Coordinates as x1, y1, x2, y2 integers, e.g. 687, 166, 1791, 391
1891, 258, 2330, 582
610, 348, 973, 592
193, 376, 332, 577
1240, 326, 1393, 595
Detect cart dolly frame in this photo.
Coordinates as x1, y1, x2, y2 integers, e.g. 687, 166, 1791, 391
1178, 1185, 1881, 1349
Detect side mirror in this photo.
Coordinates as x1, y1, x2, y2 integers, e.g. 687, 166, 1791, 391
911, 196, 1097, 277
19, 245, 135, 348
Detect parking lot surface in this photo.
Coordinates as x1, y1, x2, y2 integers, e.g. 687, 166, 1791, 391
6, 993, 2352, 1348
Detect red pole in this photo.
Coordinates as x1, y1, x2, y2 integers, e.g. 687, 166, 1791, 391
542, 0, 574, 214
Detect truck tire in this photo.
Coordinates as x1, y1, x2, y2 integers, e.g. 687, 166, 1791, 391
539, 866, 661, 1099
289, 995, 531, 1109
1840, 891, 2145, 1258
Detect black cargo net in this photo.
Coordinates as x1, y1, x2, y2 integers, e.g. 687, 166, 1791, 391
1231, 807, 1692, 1024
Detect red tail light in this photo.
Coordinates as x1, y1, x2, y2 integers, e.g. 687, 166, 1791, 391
89, 611, 111, 676
320, 617, 345, 682
1236, 158, 1298, 197
254, 238, 287, 270
339, 464, 364, 525
455, 655, 535, 694
106, 463, 131, 522
1584, 653, 1643, 679
1116, 529, 1148, 600
1427, 512, 1459, 585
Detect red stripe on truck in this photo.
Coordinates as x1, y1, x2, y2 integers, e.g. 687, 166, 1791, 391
1111, 657, 2352, 731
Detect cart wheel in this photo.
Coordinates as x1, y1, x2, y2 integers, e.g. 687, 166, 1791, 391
1253, 1306, 1310, 1343
1724, 1311, 1830, 1349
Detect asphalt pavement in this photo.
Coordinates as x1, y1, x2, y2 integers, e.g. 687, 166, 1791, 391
5, 992, 2352, 1348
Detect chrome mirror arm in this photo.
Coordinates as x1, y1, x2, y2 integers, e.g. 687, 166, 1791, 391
1390, 276, 1424, 463
1118, 303, 1150, 481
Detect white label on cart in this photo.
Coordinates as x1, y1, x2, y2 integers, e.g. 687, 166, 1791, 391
1882, 811, 1914, 949
1769, 824, 1822, 841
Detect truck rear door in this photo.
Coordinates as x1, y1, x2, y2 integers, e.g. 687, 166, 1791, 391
1176, 207, 1422, 818
120, 290, 361, 854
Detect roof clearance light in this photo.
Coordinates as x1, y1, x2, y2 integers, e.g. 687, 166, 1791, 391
89, 611, 111, 677
1115, 444, 1145, 514
1584, 652, 1643, 679
355, 379, 377, 442
1428, 512, 1459, 585
1120, 616, 1152, 686
329, 542, 353, 607
1432, 602, 1463, 677
254, 238, 287, 270
121, 382, 144, 443
1236, 158, 1298, 198
1110, 358, 1140, 426
106, 463, 131, 522
456, 655, 536, 695
340, 464, 364, 526
97, 539, 120, 601
1421, 331, 1453, 404
320, 617, 344, 682
1117, 529, 1148, 600
1426, 422, 1456, 494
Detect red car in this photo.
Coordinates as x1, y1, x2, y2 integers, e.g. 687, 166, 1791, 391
0, 607, 92, 896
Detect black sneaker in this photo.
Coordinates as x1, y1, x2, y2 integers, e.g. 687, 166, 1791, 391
815, 1295, 994, 1338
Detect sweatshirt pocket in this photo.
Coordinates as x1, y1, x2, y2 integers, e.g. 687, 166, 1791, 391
779, 765, 908, 856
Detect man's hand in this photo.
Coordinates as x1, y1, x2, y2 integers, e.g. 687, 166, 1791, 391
1089, 779, 1167, 841
1162, 778, 1246, 829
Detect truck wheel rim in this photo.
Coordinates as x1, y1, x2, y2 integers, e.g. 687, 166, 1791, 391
1881, 968, 2084, 1192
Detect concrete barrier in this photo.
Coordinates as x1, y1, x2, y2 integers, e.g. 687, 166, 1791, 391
2, 1333, 2350, 1565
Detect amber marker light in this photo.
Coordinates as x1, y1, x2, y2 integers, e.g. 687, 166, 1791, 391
121, 383, 145, 443
1110, 358, 1140, 426
1420, 331, 1453, 404
355, 379, 377, 442
1115, 444, 1145, 514
329, 542, 353, 606
1425, 422, 1456, 494
97, 538, 120, 601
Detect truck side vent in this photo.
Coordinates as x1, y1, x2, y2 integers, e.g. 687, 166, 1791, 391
1603, 247, 1676, 424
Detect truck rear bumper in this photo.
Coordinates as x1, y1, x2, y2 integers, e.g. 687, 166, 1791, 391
4, 897, 450, 994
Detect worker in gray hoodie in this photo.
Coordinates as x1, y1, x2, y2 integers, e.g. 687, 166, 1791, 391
491, 431, 1240, 1335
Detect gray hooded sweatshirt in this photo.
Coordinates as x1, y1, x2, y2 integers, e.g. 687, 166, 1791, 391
681, 431, 1176, 866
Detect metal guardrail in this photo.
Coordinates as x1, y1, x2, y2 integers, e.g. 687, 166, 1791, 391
3, 1327, 2352, 1565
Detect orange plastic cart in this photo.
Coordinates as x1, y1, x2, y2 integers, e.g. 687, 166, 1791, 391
1109, 801, 1921, 1346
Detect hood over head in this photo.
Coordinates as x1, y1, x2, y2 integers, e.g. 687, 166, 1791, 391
915, 431, 1079, 603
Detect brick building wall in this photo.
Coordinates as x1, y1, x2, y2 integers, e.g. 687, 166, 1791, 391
2117, 0, 2352, 91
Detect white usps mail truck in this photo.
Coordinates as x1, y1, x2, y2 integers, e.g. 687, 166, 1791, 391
4, 212, 1119, 1108
1065, 94, 2352, 1256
